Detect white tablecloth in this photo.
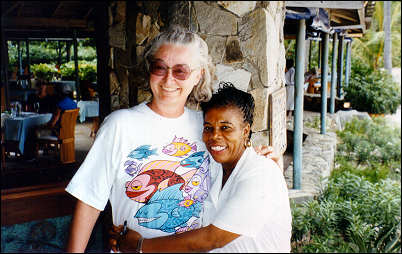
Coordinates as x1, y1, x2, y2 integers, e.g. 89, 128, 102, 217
3, 112, 52, 154
77, 100, 99, 123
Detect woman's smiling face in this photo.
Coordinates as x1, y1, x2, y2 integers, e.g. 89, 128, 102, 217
202, 105, 250, 172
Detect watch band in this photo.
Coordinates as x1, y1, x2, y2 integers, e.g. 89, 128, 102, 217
136, 237, 144, 253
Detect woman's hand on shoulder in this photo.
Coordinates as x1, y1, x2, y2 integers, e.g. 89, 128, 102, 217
254, 145, 280, 165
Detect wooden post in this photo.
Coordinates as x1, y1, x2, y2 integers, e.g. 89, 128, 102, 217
320, 32, 329, 134
1, 25, 10, 111
337, 34, 345, 98
26, 39, 31, 88
308, 39, 312, 71
293, 19, 306, 190
95, 2, 111, 122
330, 32, 338, 114
73, 30, 81, 100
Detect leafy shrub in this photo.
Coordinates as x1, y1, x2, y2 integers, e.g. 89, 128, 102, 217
292, 172, 401, 253
344, 60, 401, 114
79, 62, 97, 82
30, 63, 57, 82
335, 117, 401, 181
60, 61, 97, 82
292, 117, 401, 253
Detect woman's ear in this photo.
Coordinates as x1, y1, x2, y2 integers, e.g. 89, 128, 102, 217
243, 123, 251, 140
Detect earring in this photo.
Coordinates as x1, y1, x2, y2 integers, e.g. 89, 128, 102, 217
245, 140, 252, 148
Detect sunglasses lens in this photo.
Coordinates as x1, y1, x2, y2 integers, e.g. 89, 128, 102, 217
150, 61, 168, 76
150, 60, 192, 80
172, 65, 191, 80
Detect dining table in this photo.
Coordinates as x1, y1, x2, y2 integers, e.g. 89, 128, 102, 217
77, 100, 99, 123
3, 112, 52, 155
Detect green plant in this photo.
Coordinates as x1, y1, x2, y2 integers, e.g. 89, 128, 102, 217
292, 117, 401, 253
291, 172, 401, 253
30, 63, 56, 82
335, 117, 401, 179
344, 60, 401, 114
60, 61, 97, 82
79, 62, 97, 82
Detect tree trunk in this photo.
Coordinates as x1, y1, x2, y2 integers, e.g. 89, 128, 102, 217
383, 1, 392, 73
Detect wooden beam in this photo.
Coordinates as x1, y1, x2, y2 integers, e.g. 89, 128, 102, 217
357, 8, 366, 33
332, 24, 363, 30
348, 33, 363, 38
17, 1, 24, 17
2, 1, 21, 17
85, 7, 94, 20
286, 1, 364, 10
52, 2, 64, 17
3, 17, 88, 29
332, 11, 358, 22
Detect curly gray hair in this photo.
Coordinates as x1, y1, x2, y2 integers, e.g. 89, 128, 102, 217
143, 25, 214, 105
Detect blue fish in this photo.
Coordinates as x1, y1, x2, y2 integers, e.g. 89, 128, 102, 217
128, 145, 157, 160
180, 151, 206, 168
134, 183, 202, 233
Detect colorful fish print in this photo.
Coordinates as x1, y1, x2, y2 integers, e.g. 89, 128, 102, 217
124, 160, 142, 176
175, 219, 201, 234
162, 136, 197, 157
180, 151, 206, 168
125, 169, 185, 203
128, 145, 157, 160
183, 156, 210, 203
134, 183, 202, 233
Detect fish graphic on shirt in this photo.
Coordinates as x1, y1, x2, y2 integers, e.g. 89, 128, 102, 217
128, 145, 157, 160
162, 136, 197, 157
134, 183, 202, 233
183, 156, 210, 203
180, 151, 206, 168
125, 160, 196, 203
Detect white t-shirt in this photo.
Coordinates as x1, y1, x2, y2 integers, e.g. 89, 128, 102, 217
66, 102, 222, 239
207, 147, 292, 253
285, 67, 295, 86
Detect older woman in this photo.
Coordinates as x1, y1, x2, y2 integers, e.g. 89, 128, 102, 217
110, 83, 292, 253
66, 26, 279, 252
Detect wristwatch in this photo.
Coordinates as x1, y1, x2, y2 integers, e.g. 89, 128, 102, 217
136, 237, 144, 253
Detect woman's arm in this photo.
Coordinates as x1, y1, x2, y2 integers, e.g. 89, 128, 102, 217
66, 199, 101, 252
117, 224, 239, 253
47, 108, 62, 128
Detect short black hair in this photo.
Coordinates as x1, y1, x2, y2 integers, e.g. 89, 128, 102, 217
286, 59, 294, 69
200, 82, 255, 139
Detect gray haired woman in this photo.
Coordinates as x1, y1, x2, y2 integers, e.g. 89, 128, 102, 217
65, 26, 278, 252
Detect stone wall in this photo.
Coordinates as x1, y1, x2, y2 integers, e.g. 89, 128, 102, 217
108, 1, 287, 151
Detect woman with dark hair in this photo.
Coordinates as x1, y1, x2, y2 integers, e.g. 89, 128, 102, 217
109, 82, 292, 253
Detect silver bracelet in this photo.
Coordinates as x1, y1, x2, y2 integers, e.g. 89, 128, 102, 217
136, 237, 144, 253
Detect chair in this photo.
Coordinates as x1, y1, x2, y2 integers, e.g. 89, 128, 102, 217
36, 108, 79, 164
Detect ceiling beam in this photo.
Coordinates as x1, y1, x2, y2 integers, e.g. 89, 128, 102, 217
3, 17, 89, 29
17, 2, 24, 17
52, 2, 64, 17
357, 8, 366, 33
2, 2, 21, 18
332, 24, 363, 30
286, 1, 364, 10
84, 7, 94, 20
348, 33, 363, 38
331, 12, 358, 22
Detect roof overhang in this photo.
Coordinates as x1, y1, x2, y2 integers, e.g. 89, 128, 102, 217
1, 1, 104, 40
285, 1, 375, 39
